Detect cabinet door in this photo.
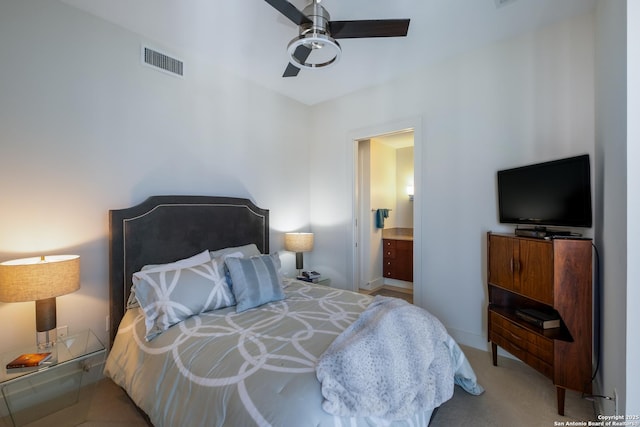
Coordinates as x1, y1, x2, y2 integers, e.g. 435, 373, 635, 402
488, 234, 515, 291
517, 239, 554, 305
395, 240, 413, 282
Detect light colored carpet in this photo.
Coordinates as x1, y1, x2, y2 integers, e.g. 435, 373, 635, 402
431, 345, 596, 426
22, 377, 148, 427
22, 345, 596, 426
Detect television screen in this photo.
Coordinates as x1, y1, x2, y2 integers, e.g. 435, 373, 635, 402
497, 154, 592, 228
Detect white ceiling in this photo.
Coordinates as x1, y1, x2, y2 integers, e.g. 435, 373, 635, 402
60, 0, 596, 106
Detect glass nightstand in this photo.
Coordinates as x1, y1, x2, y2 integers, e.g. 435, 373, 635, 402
0, 329, 106, 427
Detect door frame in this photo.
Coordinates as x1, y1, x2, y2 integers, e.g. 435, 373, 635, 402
347, 116, 423, 306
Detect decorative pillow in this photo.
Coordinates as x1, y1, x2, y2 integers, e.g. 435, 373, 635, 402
225, 253, 285, 313
132, 257, 235, 341
127, 250, 212, 309
210, 244, 263, 292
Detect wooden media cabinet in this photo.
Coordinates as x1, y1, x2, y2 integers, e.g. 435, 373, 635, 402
486, 232, 592, 416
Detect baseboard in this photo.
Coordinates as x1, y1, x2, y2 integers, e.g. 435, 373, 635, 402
446, 327, 517, 360
593, 377, 605, 416
592, 376, 616, 416
447, 328, 488, 352
383, 277, 413, 290
360, 277, 384, 291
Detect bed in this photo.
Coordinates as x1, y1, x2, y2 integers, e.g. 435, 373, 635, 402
104, 195, 482, 427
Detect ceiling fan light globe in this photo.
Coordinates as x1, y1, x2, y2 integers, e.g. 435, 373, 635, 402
287, 33, 341, 70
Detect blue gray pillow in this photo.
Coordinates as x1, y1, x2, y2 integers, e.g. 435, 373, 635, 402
225, 253, 284, 312
132, 257, 235, 341
128, 250, 212, 309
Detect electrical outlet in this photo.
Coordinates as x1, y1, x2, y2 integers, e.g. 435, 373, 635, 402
57, 325, 68, 338
614, 388, 619, 415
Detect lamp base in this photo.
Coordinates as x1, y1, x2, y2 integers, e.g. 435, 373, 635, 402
36, 328, 57, 350
35, 297, 58, 349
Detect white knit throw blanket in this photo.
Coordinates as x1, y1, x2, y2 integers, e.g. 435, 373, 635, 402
316, 296, 455, 420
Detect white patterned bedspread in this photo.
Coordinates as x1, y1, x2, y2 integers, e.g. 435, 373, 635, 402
104, 280, 472, 427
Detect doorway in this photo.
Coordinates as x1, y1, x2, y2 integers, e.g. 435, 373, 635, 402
353, 129, 417, 303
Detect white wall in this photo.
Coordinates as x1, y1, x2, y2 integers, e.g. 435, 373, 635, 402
370, 141, 398, 230
595, 0, 640, 417
357, 140, 372, 289
309, 12, 595, 350
0, 1, 311, 350
626, 1, 640, 416
594, 0, 630, 415
395, 146, 414, 228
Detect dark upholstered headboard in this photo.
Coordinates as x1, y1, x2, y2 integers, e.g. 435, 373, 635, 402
108, 195, 269, 346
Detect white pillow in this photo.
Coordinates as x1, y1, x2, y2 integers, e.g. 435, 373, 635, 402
209, 244, 261, 259
140, 249, 212, 273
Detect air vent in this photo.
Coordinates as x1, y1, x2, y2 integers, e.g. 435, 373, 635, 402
494, 0, 517, 8
142, 46, 184, 77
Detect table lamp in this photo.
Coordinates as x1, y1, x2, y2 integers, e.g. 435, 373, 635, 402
0, 255, 80, 349
284, 232, 314, 276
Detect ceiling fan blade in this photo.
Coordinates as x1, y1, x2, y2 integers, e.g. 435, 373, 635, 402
329, 19, 410, 39
283, 63, 301, 77
282, 45, 312, 77
264, 0, 312, 26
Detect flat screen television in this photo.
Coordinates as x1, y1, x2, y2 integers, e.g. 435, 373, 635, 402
497, 154, 592, 229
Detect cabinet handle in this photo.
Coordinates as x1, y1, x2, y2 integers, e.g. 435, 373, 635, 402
509, 341, 524, 353
509, 331, 523, 341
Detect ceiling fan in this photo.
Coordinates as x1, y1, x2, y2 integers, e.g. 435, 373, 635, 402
264, 0, 410, 77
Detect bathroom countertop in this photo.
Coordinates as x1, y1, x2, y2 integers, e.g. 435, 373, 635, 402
382, 227, 414, 241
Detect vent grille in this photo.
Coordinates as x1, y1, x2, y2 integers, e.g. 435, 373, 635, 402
494, 0, 517, 8
142, 46, 183, 77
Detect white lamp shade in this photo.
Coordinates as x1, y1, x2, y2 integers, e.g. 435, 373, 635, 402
0, 255, 80, 302
284, 233, 314, 253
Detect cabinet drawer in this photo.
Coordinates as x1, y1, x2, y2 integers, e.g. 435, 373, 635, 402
383, 247, 396, 259
490, 311, 553, 376
383, 257, 412, 281
491, 312, 553, 361
383, 265, 396, 278
490, 331, 554, 378
382, 239, 413, 281
383, 240, 396, 259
